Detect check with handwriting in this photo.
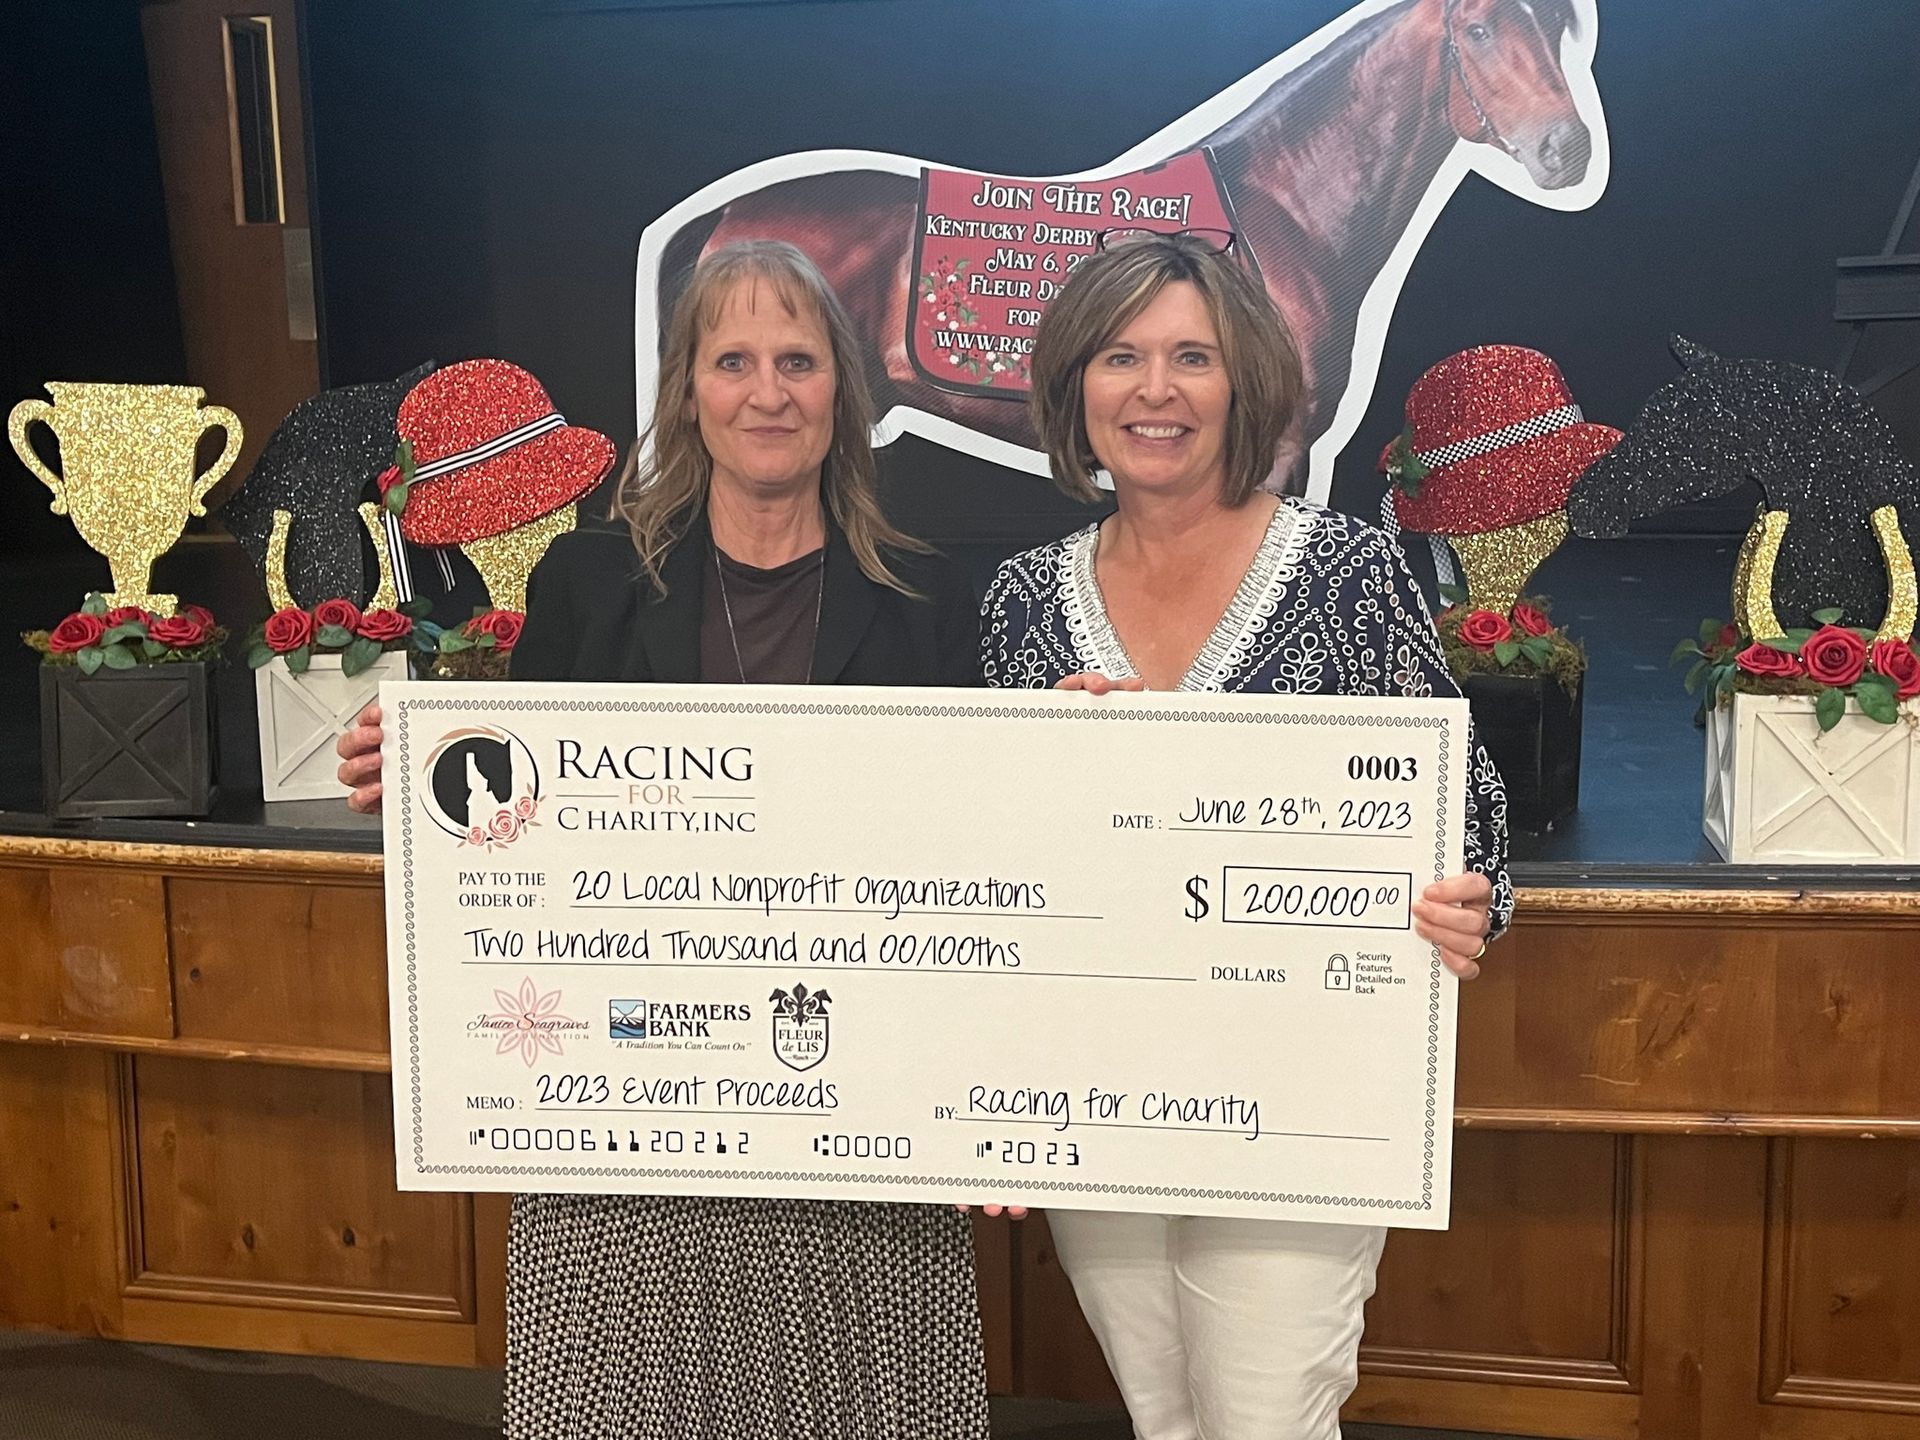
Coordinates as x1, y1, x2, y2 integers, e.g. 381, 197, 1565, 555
382, 682, 1465, 1226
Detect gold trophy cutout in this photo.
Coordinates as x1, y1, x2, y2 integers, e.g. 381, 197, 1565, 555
9, 383, 242, 617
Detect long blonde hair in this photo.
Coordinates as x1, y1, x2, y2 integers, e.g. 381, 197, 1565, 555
615, 240, 926, 595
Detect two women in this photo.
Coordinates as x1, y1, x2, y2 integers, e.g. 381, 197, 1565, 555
342, 230, 1508, 1440
983, 230, 1509, 1438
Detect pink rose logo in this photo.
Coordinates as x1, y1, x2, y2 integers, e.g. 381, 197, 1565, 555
467, 825, 487, 847
487, 808, 520, 842
514, 794, 537, 820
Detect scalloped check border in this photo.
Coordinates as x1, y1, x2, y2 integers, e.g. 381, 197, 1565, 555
397, 697, 1454, 1212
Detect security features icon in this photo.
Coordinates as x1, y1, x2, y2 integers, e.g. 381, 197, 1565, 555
1325, 955, 1352, 991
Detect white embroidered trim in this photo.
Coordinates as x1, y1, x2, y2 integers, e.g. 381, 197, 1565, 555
1063, 502, 1310, 690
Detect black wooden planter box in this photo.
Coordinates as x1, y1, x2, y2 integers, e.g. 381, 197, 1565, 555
1460, 671, 1583, 836
40, 662, 219, 818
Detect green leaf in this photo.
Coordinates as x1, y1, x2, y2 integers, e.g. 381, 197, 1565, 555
247, 643, 275, 670
398, 598, 433, 620
284, 644, 311, 675
1697, 617, 1726, 648
1438, 583, 1469, 606
1853, 677, 1900, 724
142, 638, 166, 659
341, 636, 382, 677
384, 480, 410, 516
1683, 658, 1709, 695
81, 594, 109, 618
394, 437, 415, 484
439, 630, 473, 654
317, 623, 353, 649
102, 620, 146, 645
1709, 662, 1736, 707
102, 643, 136, 670
1759, 633, 1803, 655
474, 631, 498, 650
1520, 637, 1553, 666
1811, 607, 1844, 626
1815, 686, 1846, 731
77, 646, 104, 675
1492, 638, 1521, 666
1671, 636, 1702, 666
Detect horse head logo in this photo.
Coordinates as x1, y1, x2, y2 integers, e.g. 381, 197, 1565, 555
635, 0, 1608, 500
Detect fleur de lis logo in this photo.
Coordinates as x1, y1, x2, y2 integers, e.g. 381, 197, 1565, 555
769, 983, 832, 1072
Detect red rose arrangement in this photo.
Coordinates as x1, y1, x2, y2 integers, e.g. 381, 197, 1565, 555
1434, 592, 1584, 693
431, 607, 526, 680
25, 595, 224, 674
1674, 609, 1918, 731
246, 596, 431, 678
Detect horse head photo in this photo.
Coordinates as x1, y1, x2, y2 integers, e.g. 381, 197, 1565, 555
1568, 336, 1920, 640
635, 0, 1609, 500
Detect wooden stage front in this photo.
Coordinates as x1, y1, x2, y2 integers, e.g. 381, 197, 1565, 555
3, 827, 1917, 1440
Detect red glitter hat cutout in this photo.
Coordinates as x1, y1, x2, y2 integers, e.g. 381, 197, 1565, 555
1379, 345, 1620, 535
396, 359, 615, 545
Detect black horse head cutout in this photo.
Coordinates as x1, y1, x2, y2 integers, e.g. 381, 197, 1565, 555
219, 363, 434, 609
1566, 336, 1917, 638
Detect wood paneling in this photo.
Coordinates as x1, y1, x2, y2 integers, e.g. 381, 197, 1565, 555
0, 864, 173, 1038
167, 876, 389, 1056
1459, 916, 1920, 1122
0, 1045, 128, 1336
1363, 1131, 1635, 1387
1765, 1138, 1920, 1414
8, 840, 1920, 1438
129, 1055, 470, 1319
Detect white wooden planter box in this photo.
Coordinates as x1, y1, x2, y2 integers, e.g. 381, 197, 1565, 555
255, 650, 411, 801
1704, 693, 1920, 863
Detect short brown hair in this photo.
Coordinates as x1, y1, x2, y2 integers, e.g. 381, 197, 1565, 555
1028, 234, 1302, 505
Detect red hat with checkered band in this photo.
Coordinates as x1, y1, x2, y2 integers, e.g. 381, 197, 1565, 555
1379, 345, 1620, 535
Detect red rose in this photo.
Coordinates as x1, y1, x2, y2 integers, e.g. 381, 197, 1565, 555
263, 606, 315, 653
376, 464, 403, 497
1457, 610, 1512, 650
355, 609, 413, 643
1801, 624, 1868, 687
179, 603, 218, 631
47, 612, 107, 653
104, 605, 148, 628
1717, 624, 1740, 651
147, 614, 211, 648
1512, 604, 1553, 637
1869, 638, 1920, 700
314, 598, 363, 632
1735, 642, 1802, 679
468, 609, 525, 651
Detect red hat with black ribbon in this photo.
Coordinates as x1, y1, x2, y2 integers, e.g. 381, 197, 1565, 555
381, 359, 615, 606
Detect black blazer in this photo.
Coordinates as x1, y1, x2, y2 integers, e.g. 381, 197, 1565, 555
510, 510, 981, 687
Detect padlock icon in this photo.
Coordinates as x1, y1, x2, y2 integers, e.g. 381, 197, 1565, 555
1325, 955, 1352, 991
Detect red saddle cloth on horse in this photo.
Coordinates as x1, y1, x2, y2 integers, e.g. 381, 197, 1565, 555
909, 149, 1240, 399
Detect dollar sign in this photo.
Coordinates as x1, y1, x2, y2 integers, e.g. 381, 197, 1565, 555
1184, 874, 1210, 922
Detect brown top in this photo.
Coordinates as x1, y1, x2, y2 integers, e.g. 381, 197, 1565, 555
698, 542, 827, 685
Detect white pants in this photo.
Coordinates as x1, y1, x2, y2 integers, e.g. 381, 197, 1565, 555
1047, 1211, 1387, 1440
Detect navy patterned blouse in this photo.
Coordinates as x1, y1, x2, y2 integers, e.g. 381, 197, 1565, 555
980, 498, 1514, 937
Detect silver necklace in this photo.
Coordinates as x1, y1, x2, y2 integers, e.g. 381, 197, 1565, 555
712, 541, 825, 684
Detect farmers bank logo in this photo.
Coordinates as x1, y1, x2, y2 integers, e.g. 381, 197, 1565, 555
422, 725, 542, 850
470, 979, 589, 1065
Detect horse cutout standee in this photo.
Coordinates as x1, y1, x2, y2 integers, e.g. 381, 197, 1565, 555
635, 0, 1609, 501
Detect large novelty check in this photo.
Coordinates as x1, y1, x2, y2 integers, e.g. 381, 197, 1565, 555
382, 682, 1466, 1227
